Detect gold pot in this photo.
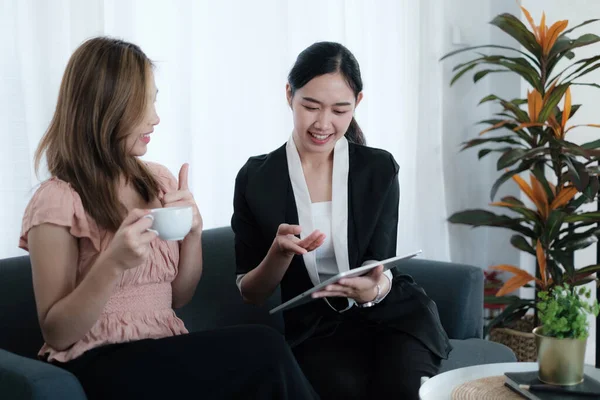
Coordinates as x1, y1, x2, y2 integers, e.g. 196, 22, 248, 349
533, 326, 587, 386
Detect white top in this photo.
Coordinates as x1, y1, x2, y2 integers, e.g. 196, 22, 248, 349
311, 201, 339, 282
311, 201, 393, 305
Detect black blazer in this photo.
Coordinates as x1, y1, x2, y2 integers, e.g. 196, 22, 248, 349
232, 142, 451, 358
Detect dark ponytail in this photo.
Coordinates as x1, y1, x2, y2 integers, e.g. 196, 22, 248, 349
288, 41, 366, 146
346, 117, 365, 146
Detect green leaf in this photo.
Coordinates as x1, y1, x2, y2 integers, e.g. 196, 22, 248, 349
490, 13, 541, 57
461, 136, 523, 151
546, 210, 566, 244
500, 99, 530, 123
448, 209, 535, 237
440, 44, 540, 66
511, 234, 535, 255
562, 140, 592, 159
551, 34, 600, 59
450, 64, 478, 86
560, 55, 600, 82
561, 19, 600, 37
492, 197, 540, 222
556, 104, 581, 127
575, 264, 600, 276
563, 157, 590, 191
581, 138, 600, 150
474, 69, 510, 83
497, 148, 526, 170
568, 62, 600, 83
531, 162, 555, 203
538, 84, 569, 122
496, 147, 548, 170
570, 82, 600, 89
584, 176, 600, 201
485, 300, 535, 337
563, 235, 599, 251
490, 161, 534, 201
564, 211, 600, 223
478, 147, 513, 159
550, 250, 575, 277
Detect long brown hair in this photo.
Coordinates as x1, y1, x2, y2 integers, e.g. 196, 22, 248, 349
35, 37, 161, 231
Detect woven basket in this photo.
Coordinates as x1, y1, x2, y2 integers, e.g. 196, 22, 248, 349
489, 315, 537, 362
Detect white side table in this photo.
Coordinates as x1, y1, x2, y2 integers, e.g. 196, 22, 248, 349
419, 362, 600, 400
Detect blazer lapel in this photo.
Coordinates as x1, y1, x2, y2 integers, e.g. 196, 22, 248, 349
331, 137, 350, 274
286, 139, 320, 287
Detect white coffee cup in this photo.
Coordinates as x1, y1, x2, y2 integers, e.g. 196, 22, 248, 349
146, 206, 193, 241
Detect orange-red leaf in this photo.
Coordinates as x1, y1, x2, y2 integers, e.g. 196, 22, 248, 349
513, 122, 545, 131
545, 20, 569, 55
496, 275, 537, 297
490, 201, 518, 208
513, 174, 544, 213
521, 6, 540, 42
550, 186, 577, 209
536, 240, 547, 286
562, 87, 572, 130
564, 124, 600, 134
540, 13, 547, 50
479, 120, 511, 136
527, 90, 543, 122
530, 174, 549, 219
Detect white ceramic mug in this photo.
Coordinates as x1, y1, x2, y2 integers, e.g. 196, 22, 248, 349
146, 206, 193, 241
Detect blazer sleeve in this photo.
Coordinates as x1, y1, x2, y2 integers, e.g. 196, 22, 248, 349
231, 161, 268, 283
363, 156, 400, 266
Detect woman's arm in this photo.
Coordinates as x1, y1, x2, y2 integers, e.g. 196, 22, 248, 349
164, 164, 204, 308
232, 165, 324, 305
171, 232, 202, 308
28, 209, 155, 351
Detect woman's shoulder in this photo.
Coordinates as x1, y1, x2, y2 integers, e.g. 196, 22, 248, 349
349, 143, 399, 174
20, 177, 100, 252
237, 144, 287, 177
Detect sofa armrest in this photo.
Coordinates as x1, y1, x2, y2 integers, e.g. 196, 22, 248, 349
0, 348, 86, 400
394, 259, 484, 340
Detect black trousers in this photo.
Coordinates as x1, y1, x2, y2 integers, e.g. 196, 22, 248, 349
54, 325, 318, 400
292, 319, 441, 400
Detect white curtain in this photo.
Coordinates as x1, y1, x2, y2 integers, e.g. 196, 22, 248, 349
0, 0, 450, 262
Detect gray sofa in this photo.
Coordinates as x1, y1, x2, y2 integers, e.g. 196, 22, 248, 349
0, 226, 515, 399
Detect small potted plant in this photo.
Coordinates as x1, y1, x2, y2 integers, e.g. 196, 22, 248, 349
534, 284, 599, 385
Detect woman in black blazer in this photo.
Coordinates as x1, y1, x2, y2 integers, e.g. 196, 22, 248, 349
232, 42, 450, 399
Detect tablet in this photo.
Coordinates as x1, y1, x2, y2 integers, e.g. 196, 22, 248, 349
269, 250, 422, 314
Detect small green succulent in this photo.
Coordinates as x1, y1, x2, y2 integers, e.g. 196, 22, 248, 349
537, 284, 600, 340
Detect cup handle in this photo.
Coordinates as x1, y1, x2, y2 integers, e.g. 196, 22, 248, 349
143, 215, 158, 235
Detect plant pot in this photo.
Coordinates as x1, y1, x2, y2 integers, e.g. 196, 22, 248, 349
533, 326, 587, 386
489, 315, 537, 362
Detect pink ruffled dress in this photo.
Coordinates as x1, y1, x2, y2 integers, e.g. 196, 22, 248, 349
19, 163, 188, 363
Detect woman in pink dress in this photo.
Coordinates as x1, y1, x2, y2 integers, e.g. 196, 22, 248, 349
19, 36, 317, 400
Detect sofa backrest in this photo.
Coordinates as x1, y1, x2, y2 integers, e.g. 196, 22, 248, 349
0, 227, 283, 359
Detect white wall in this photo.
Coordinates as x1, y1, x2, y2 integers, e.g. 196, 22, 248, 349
441, 0, 521, 271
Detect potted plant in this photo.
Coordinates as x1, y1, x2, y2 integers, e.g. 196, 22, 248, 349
441, 6, 600, 359
534, 284, 599, 385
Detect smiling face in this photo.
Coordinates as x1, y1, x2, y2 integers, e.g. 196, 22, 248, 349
287, 72, 362, 156
125, 69, 160, 157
